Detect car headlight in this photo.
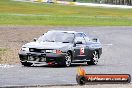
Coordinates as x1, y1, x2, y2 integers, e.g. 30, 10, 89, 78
45, 50, 62, 54
21, 47, 29, 52
45, 50, 57, 53
45, 50, 54, 53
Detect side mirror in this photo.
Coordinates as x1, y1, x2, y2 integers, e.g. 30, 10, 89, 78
75, 41, 83, 44
33, 38, 37, 42
92, 38, 98, 42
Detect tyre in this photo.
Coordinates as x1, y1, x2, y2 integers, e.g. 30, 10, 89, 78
64, 52, 72, 67
21, 62, 32, 67
87, 51, 99, 65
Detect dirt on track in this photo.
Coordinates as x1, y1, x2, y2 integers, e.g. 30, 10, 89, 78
0, 26, 50, 64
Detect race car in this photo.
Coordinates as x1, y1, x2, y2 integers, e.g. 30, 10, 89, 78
19, 30, 102, 67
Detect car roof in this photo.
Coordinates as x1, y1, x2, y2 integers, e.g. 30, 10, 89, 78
47, 30, 84, 34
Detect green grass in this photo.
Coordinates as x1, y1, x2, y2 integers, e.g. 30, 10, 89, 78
0, 0, 132, 26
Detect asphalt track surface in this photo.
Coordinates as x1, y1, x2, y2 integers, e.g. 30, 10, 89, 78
0, 26, 132, 87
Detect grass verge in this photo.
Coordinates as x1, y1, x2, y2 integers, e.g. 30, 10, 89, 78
0, 48, 20, 64
0, 0, 132, 26
0, 48, 7, 63
0, 48, 7, 54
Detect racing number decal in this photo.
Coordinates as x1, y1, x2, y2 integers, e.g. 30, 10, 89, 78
80, 47, 84, 55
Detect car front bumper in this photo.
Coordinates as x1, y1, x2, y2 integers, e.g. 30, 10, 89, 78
19, 52, 67, 65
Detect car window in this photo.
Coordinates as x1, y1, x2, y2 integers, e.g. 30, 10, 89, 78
37, 31, 74, 43
84, 37, 91, 42
80, 33, 91, 43
75, 33, 83, 37
74, 33, 86, 44
81, 33, 87, 37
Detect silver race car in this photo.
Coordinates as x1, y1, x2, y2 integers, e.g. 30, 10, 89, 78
19, 30, 102, 67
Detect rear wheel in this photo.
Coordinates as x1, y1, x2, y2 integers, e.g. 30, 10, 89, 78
87, 51, 99, 65
21, 62, 32, 67
64, 52, 72, 67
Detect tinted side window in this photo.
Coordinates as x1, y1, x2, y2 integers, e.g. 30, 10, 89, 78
81, 33, 87, 37
75, 33, 86, 44
75, 33, 83, 37
84, 37, 91, 43
81, 33, 91, 43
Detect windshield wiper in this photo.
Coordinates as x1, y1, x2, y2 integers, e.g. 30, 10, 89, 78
62, 42, 70, 43
47, 40, 55, 42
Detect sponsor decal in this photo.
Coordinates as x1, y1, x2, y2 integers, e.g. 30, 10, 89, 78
80, 47, 84, 55
76, 67, 131, 85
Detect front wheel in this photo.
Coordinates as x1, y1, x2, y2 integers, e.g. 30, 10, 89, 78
87, 51, 99, 65
64, 52, 72, 67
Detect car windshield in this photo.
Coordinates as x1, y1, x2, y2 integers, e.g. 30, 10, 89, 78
37, 31, 75, 43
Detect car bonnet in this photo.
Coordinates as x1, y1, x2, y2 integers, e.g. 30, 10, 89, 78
22, 42, 71, 50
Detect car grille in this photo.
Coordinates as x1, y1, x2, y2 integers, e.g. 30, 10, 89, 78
28, 55, 46, 62
29, 48, 45, 53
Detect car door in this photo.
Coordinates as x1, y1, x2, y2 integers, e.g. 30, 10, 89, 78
73, 33, 88, 61
84, 36, 94, 60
